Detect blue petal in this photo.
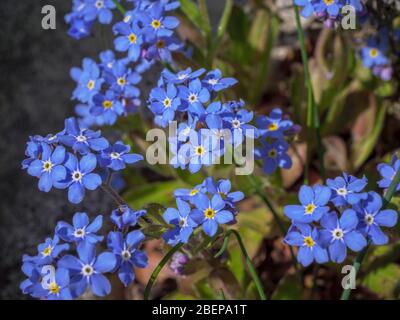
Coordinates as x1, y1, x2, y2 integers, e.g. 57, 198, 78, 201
320, 212, 338, 230
284, 205, 307, 222
94, 252, 116, 273
369, 224, 388, 245
51, 146, 66, 164
68, 182, 85, 204
176, 199, 191, 217
90, 273, 111, 297
82, 173, 102, 190
58, 255, 81, 271
211, 194, 225, 211
27, 160, 43, 177
73, 212, 89, 229
215, 210, 234, 224
87, 215, 103, 232
118, 262, 134, 287
89, 137, 109, 151
122, 153, 143, 164
189, 209, 204, 224
375, 209, 398, 227
202, 219, 218, 237
344, 231, 367, 252
38, 172, 52, 192
297, 246, 313, 267
313, 185, 331, 206
163, 208, 180, 224
80, 153, 97, 173
132, 250, 148, 268
51, 165, 66, 182
126, 230, 145, 248
77, 241, 95, 264
313, 246, 329, 264
329, 240, 347, 263
339, 209, 358, 231
298, 185, 314, 206
284, 230, 304, 246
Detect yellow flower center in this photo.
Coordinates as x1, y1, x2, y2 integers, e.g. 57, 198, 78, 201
128, 33, 137, 44
87, 80, 95, 90
43, 160, 53, 172
117, 77, 126, 86
190, 189, 199, 196
204, 208, 216, 219
304, 236, 315, 248
268, 123, 278, 131
324, 0, 334, 5
305, 203, 316, 215
49, 282, 60, 294
103, 100, 113, 109
151, 19, 161, 29
268, 149, 277, 158
163, 97, 171, 108
156, 40, 165, 49
369, 48, 378, 58
195, 146, 205, 155
42, 246, 52, 257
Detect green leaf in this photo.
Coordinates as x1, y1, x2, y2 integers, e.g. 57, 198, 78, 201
144, 203, 170, 227
124, 180, 186, 209
363, 263, 400, 299
141, 224, 166, 239
351, 102, 387, 170
179, 0, 210, 37
196, 279, 219, 299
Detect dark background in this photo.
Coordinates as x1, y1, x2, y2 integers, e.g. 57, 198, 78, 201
0, 0, 226, 300
0, 0, 121, 299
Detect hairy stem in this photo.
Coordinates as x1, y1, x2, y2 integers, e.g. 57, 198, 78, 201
101, 183, 126, 206
144, 243, 184, 300
112, 0, 126, 15
293, 4, 325, 183
247, 175, 302, 280
215, 230, 267, 300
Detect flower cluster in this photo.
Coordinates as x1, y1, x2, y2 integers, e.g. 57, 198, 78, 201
22, 117, 143, 204
295, 0, 364, 27
113, 0, 181, 63
65, 0, 117, 40
360, 29, 393, 81
71, 53, 145, 127
69, 1, 183, 127
284, 168, 398, 266
148, 68, 299, 174
377, 154, 400, 192
162, 177, 244, 244
148, 67, 255, 173
21, 210, 148, 299
255, 108, 299, 175
295, 1, 397, 81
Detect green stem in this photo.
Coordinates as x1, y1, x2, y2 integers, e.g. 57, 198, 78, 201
215, 230, 267, 300
101, 183, 126, 206
144, 243, 184, 300
207, 0, 233, 68
340, 167, 400, 300
112, 0, 126, 15
293, 4, 325, 183
246, 175, 301, 279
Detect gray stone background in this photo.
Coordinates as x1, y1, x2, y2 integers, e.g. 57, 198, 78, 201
0, 0, 127, 299
0, 0, 228, 300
